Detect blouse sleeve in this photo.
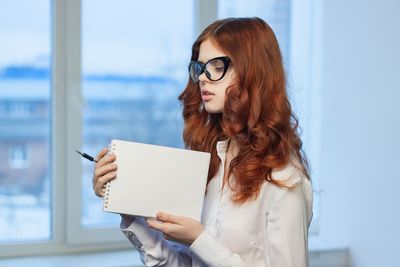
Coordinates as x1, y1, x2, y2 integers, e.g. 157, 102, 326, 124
266, 179, 313, 267
120, 215, 192, 267
189, 179, 313, 267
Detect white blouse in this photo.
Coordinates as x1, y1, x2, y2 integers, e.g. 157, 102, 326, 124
121, 139, 313, 267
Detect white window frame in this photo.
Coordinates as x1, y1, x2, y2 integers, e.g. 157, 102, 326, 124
62, 0, 125, 245
289, 0, 323, 236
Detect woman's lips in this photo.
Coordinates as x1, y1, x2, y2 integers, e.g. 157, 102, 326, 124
201, 90, 214, 101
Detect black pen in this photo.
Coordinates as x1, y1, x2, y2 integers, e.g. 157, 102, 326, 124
76, 150, 98, 163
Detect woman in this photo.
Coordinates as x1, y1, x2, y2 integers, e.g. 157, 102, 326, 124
93, 17, 313, 267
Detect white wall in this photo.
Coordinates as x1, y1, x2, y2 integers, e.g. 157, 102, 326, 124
318, 0, 400, 266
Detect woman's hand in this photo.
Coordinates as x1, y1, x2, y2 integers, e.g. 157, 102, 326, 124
92, 147, 117, 197
146, 212, 204, 246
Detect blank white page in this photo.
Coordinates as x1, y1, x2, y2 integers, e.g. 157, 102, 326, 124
103, 139, 210, 221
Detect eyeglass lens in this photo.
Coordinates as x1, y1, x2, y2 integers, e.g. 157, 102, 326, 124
189, 57, 228, 83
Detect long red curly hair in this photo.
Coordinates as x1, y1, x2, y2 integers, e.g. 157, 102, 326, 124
178, 17, 310, 204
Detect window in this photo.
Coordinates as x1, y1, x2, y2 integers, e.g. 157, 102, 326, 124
0, 0, 195, 254
0, 0, 51, 243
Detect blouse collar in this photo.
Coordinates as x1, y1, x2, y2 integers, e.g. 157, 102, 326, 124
216, 139, 230, 154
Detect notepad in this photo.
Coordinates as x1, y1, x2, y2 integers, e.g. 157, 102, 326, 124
103, 139, 211, 221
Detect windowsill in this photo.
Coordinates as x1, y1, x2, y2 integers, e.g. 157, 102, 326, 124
0, 249, 142, 267
309, 236, 350, 267
0, 238, 349, 267
309, 235, 348, 252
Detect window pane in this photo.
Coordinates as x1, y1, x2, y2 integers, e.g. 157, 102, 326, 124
81, 0, 193, 227
0, 0, 51, 242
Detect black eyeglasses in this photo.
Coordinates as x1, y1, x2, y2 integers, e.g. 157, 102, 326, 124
188, 56, 231, 83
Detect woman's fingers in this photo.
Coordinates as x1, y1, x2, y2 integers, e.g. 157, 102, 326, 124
146, 219, 175, 240
93, 169, 117, 196
146, 218, 170, 233
95, 147, 109, 162
163, 233, 176, 242
96, 150, 116, 168
94, 162, 117, 181
94, 173, 116, 197
156, 212, 183, 224
146, 213, 204, 245
92, 146, 118, 197
94, 171, 117, 197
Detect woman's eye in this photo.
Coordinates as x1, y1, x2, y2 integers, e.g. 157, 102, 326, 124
209, 64, 224, 72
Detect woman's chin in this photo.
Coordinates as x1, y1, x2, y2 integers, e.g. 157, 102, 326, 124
204, 104, 223, 114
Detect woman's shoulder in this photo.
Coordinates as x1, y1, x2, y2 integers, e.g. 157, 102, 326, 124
261, 160, 312, 203
257, 162, 312, 220
270, 159, 307, 187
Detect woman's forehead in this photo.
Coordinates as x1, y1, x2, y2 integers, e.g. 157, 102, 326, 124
198, 39, 227, 63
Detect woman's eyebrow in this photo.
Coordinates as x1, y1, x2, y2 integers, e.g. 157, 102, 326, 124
197, 56, 227, 64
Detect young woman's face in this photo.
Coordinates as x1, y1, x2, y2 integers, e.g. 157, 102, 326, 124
197, 39, 236, 113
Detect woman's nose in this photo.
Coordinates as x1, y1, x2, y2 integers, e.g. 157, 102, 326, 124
198, 71, 208, 83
